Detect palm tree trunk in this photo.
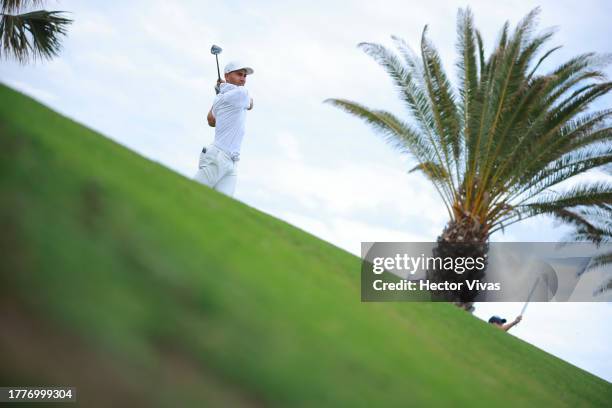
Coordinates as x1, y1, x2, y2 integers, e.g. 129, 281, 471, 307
427, 217, 488, 310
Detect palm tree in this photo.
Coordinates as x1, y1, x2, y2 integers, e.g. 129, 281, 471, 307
326, 8, 612, 306
1, 0, 72, 63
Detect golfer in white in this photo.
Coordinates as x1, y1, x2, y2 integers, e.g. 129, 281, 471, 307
194, 61, 254, 196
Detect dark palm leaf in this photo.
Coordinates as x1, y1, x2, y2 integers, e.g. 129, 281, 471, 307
1, 0, 43, 13
523, 183, 612, 214
409, 161, 450, 182
0, 9, 72, 63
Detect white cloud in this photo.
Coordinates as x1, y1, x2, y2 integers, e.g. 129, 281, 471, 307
275, 131, 302, 161
70, 14, 118, 38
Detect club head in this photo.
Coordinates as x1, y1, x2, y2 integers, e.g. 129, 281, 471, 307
210, 45, 222, 55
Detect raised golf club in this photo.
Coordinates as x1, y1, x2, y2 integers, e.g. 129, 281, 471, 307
520, 276, 541, 316
211, 44, 222, 93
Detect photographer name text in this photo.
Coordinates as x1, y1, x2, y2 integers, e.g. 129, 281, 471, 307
372, 279, 501, 291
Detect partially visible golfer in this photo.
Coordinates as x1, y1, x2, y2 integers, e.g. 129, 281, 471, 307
489, 315, 522, 332
194, 61, 254, 196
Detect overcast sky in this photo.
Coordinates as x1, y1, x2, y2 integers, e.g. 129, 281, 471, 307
1, 0, 610, 382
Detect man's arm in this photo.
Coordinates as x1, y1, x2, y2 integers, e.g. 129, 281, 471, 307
501, 315, 522, 332
207, 107, 215, 127
208, 79, 224, 126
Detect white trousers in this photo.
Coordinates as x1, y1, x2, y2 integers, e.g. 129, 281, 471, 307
193, 145, 238, 196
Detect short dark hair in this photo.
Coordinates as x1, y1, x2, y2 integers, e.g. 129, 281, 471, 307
488, 316, 507, 324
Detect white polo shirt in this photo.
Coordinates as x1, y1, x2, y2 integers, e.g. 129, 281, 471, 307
211, 83, 251, 156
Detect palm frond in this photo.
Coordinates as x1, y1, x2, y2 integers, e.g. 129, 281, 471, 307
0, 10, 72, 63
409, 161, 450, 183
524, 182, 612, 212
475, 29, 485, 79
490, 178, 612, 234
324, 98, 432, 161
455, 8, 478, 170
552, 208, 610, 244
591, 262, 612, 279
477, 34, 558, 201
511, 84, 612, 184
420, 26, 461, 177
1, 0, 43, 13
357, 41, 438, 146
471, 10, 545, 213
496, 154, 611, 212
356, 40, 457, 194
526, 45, 562, 81
467, 20, 510, 206
491, 78, 611, 195
531, 150, 612, 195
505, 120, 612, 198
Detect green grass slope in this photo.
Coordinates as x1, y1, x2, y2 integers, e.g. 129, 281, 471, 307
0, 83, 610, 407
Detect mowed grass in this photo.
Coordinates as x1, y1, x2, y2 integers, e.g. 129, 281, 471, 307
0, 83, 610, 407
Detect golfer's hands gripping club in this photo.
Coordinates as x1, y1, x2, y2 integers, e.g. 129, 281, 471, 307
215, 78, 225, 95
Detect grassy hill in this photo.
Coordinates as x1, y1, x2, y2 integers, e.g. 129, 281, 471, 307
0, 83, 610, 407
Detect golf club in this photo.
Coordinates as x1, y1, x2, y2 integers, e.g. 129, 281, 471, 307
211, 44, 222, 94
520, 276, 540, 316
